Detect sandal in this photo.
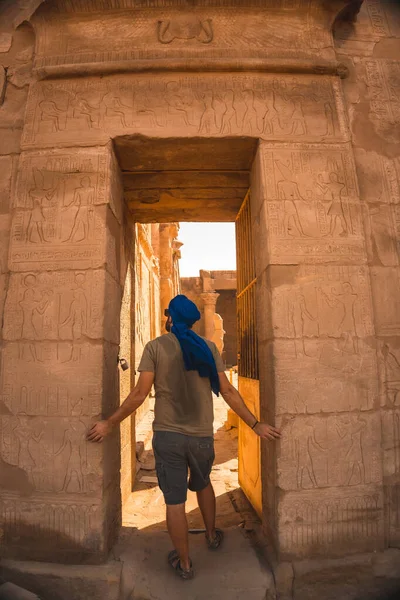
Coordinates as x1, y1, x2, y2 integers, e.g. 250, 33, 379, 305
206, 528, 224, 550
168, 550, 194, 580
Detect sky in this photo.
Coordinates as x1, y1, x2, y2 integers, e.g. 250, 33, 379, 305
178, 222, 236, 277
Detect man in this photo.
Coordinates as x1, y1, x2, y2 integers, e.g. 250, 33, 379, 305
88, 295, 281, 580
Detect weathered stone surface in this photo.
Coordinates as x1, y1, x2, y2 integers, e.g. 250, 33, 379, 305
0, 559, 122, 600
21, 74, 348, 149
278, 486, 384, 560
256, 143, 366, 266
370, 267, 400, 335
3, 270, 121, 344
0, 0, 398, 583
31, 3, 338, 75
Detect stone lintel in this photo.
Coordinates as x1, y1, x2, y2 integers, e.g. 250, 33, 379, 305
33, 58, 348, 81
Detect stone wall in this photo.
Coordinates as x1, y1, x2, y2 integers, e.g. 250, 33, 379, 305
334, 0, 400, 549
216, 290, 237, 367
0, 0, 399, 576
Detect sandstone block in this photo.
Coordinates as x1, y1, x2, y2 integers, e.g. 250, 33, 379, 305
0, 560, 122, 600
3, 270, 121, 344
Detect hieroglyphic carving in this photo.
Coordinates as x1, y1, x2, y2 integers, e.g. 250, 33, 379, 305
157, 16, 213, 44
33, 7, 327, 70
0, 415, 101, 494
355, 151, 400, 205
365, 60, 400, 143
0, 494, 103, 555
378, 340, 400, 407
365, 203, 400, 266
279, 487, 383, 558
278, 412, 381, 491
380, 406, 400, 543
261, 144, 365, 264
272, 264, 374, 345
22, 74, 346, 148
370, 267, 400, 336
271, 266, 377, 415
0, 342, 103, 417
9, 149, 119, 272
3, 270, 120, 344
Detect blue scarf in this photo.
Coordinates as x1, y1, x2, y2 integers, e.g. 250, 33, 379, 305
169, 295, 220, 396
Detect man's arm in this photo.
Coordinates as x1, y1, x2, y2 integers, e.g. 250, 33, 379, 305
218, 372, 281, 441
87, 371, 154, 443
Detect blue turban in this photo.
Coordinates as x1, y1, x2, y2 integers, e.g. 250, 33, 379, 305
169, 295, 220, 396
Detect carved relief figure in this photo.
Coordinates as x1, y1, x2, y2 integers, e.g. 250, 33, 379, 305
336, 415, 367, 485
27, 169, 58, 243
220, 90, 237, 134
70, 91, 101, 129
39, 85, 68, 132
242, 89, 261, 134
165, 81, 194, 126
63, 176, 95, 243
101, 81, 132, 128
381, 343, 400, 405
320, 283, 359, 354
288, 292, 318, 357
19, 274, 53, 362
157, 16, 213, 44
55, 421, 88, 493
199, 90, 218, 134
316, 172, 349, 236
13, 416, 43, 484
290, 417, 326, 489
275, 159, 305, 236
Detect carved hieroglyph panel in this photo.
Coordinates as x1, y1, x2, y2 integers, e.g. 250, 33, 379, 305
3, 270, 121, 344
370, 267, 400, 336
278, 486, 384, 559
277, 412, 382, 492
364, 60, 400, 144
334, 0, 398, 56
33, 7, 332, 69
269, 265, 375, 341
21, 74, 348, 149
355, 150, 400, 205
259, 144, 365, 264
381, 407, 400, 545
265, 264, 378, 416
0, 414, 102, 495
9, 149, 121, 273
364, 203, 400, 266
0, 342, 104, 417
0, 495, 103, 558
378, 339, 400, 408
267, 339, 378, 416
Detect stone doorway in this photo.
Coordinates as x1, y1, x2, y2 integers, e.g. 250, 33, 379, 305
114, 136, 261, 524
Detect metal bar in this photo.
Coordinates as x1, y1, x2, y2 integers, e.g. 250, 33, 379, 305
236, 278, 257, 299
235, 189, 250, 222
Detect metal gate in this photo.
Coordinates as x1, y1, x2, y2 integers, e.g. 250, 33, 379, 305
235, 190, 261, 517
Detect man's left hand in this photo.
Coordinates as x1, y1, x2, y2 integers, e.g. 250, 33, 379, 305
87, 420, 113, 443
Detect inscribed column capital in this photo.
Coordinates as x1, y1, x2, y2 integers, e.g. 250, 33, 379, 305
201, 292, 219, 306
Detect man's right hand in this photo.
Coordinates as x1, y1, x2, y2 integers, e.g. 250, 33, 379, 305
253, 422, 281, 441
87, 420, 113, 443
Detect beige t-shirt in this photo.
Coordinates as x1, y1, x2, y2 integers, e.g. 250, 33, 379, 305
138, 333, 225, 437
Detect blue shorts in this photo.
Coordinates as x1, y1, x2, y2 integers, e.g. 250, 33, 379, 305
152, 431, 215, 505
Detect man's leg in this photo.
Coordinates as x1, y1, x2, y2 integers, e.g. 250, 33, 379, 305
196, 482, 216, 539
152, 432, 192, 574
166, 503, 191, 571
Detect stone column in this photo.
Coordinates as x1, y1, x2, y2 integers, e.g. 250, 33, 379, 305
159, 223, 180, 330
1, 145, 123, 563
201, 292, 219, 341
252, 136, 384, 562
